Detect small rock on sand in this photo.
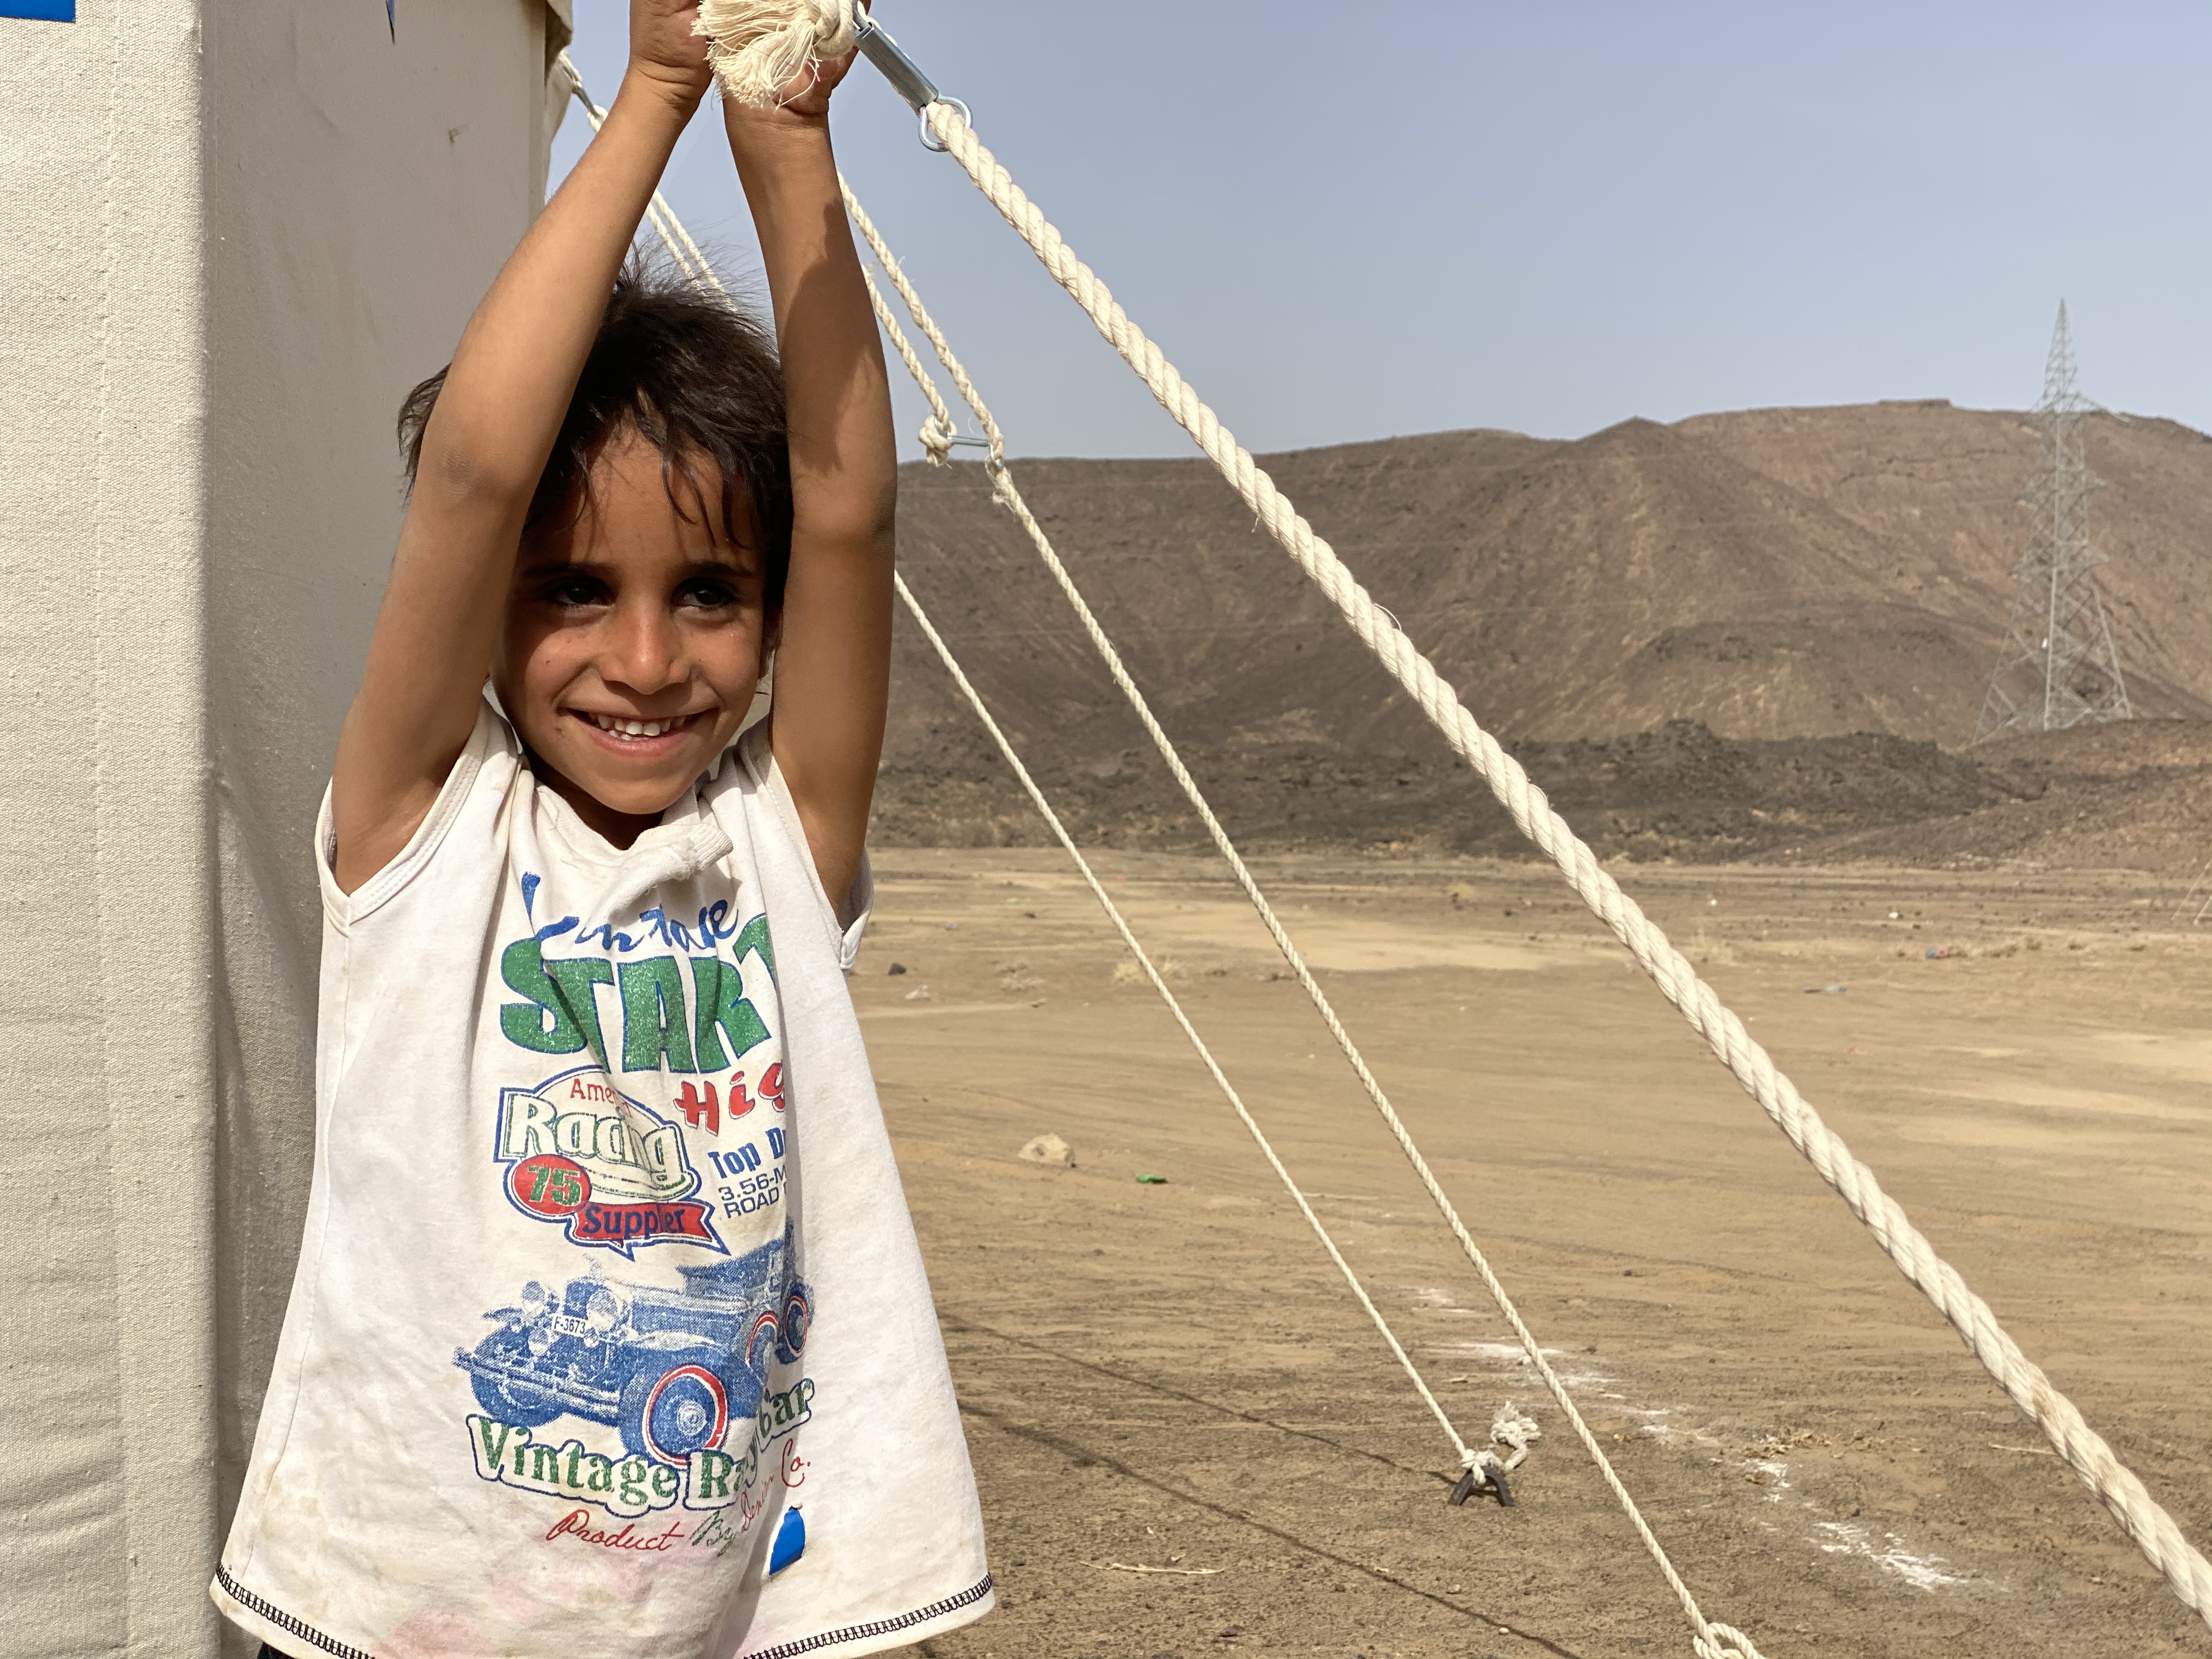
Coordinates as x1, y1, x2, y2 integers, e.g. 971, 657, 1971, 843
1018, 1133, 1074, 1167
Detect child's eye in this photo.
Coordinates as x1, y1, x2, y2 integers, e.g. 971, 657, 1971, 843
677, 578, 742, 610
540, 576, 610, 608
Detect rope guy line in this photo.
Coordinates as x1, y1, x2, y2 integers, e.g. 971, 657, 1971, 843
897, 77, 2212, 1636
839, 167, 1768, 1659
553, 33, 1527, 1549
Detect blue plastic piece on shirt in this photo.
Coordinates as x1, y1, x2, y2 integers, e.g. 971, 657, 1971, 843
385, 0, 394, 39
2, 2, 77, 18
769, 1506, 806, 1576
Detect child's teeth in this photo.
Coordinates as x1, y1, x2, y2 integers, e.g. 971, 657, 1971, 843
591, 714, 684, 738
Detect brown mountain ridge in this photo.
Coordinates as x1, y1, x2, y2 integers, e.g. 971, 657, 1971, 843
878, 400, 2212, 867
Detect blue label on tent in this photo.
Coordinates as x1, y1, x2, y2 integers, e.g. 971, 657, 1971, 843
1, 0, 76, 16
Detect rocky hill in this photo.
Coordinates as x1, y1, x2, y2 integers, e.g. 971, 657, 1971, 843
876, 402, 2212, 868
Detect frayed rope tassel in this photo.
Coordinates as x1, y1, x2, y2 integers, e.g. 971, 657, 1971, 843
695, 0, 860, 106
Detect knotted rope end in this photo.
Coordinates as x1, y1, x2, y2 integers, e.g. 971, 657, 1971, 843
918, 413, 955, 467
1695, 1622, 1769, 1659
1492, 1402, 1542, 1466
695, 0, 858, 108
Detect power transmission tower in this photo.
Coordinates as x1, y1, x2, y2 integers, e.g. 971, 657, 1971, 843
1972, 302, 2133, 743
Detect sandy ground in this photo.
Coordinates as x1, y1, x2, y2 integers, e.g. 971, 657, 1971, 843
850, 850, 2212, 1659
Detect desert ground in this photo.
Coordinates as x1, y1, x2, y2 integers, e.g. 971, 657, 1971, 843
849, 849, 2212, 1658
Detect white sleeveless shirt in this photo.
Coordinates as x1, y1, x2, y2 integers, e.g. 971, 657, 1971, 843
215, 706, 992, 1659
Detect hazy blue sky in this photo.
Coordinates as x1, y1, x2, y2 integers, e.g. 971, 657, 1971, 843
553, 3, 2212, 461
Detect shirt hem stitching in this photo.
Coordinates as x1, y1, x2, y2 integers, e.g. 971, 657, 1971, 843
213, 1565, 378, 1659
745, 1574, 994, 1659
210, 1566, 992, 1659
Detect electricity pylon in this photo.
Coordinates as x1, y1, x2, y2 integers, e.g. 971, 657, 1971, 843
1972, 302, 2132, 743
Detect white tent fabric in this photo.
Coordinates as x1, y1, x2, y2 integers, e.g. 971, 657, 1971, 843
0, 3, 571, 1654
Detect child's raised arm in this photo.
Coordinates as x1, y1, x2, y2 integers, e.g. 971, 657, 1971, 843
725, 54, 898, 913
329, 3, 714, 894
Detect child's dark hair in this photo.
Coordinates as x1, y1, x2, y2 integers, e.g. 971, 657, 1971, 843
398, 259, 792, 612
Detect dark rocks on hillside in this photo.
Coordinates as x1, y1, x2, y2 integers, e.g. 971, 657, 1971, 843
879, 403, 2212, 868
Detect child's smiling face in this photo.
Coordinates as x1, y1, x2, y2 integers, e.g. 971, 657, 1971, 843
493, 428, 769, 844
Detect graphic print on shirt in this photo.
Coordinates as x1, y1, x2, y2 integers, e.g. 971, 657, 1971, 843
494, 1066, 726, 1256
492, 895, 785, 1259
456, 895, 813, 1538
458, 1077, 816, 1537
453, 1224, 816, 1528
497, 887, 780, 1088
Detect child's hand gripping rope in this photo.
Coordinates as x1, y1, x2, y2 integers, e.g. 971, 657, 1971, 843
695, 0, 864, 109
629, 0, 715, 106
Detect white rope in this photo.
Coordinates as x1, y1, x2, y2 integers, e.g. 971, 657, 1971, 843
891, 570, 1479, 1475
557, 58, 730, 308
695, 0, 858, 109
858, 246, 960, 465
552, 47, 1500, 1542
843, 183, 1765, 1659
1492, 1402, 1542, 1474
562, 62, 961, 468
566, 54, 1767, 1659
831, 191, 1502, 1491
840, 187, 1004, 468
918, 97, 2212, 1632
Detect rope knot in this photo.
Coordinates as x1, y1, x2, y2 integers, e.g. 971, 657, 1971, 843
1694, 1622, 1769, 1659
1491, 1402, 1542, 1469
695, 0, 859, 107
918, 412, 955, 467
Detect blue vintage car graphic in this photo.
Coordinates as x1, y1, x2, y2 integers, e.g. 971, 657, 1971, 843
455, 1228, 811, 1466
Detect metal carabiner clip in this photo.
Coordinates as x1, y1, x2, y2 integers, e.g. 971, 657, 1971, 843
851, 12, 973, 150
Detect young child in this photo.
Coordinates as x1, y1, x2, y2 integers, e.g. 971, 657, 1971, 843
212, 5, 992, 1655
